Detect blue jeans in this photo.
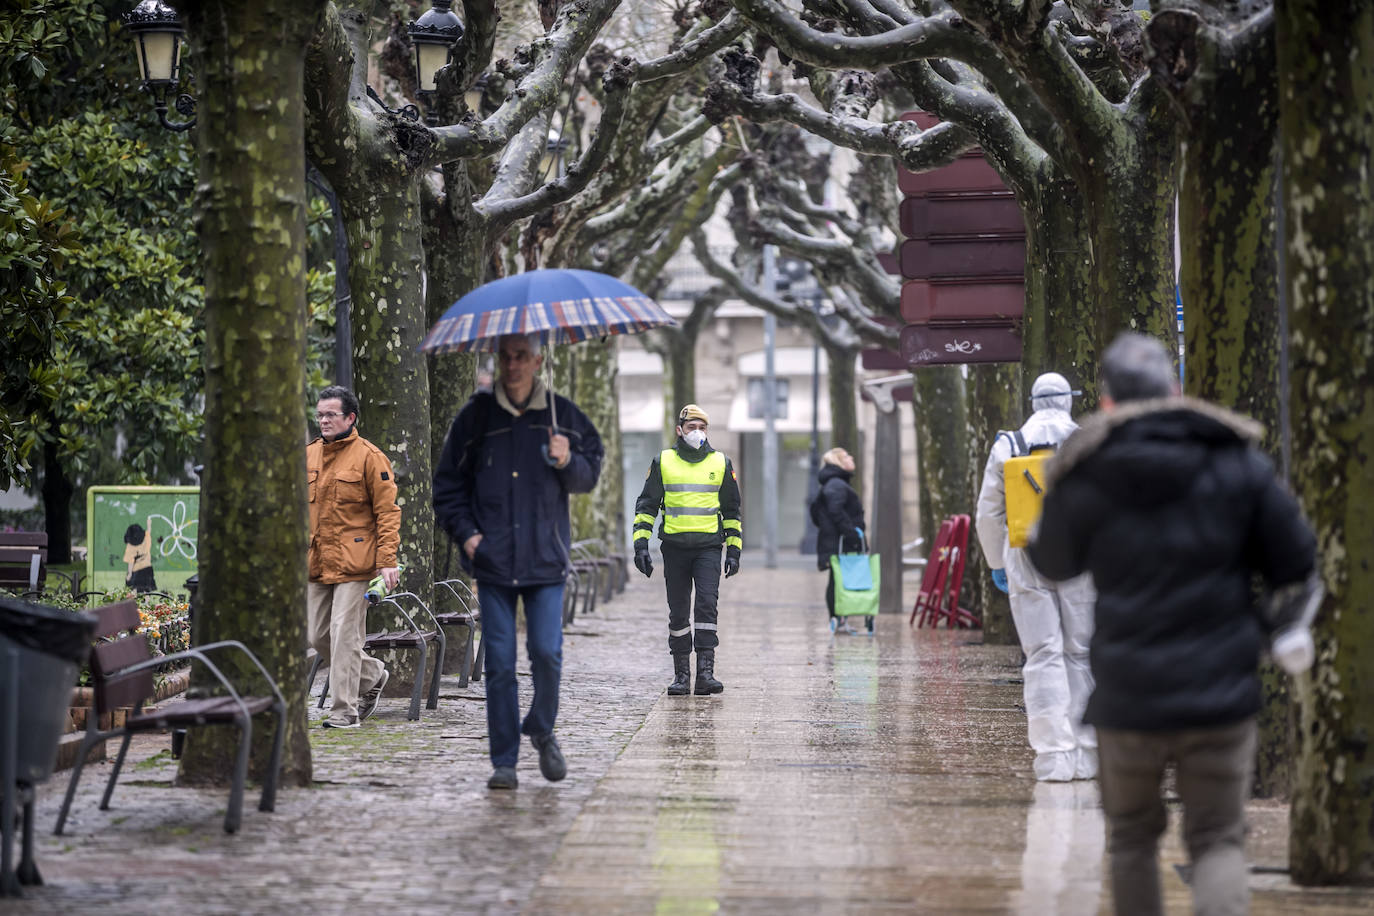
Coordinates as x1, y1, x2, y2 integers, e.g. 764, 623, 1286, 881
479, 582, 564, 768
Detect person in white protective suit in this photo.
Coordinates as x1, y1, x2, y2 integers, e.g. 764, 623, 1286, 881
975, 372, 1097, 782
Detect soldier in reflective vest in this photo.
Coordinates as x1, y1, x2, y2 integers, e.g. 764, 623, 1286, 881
633, 404, 743, 696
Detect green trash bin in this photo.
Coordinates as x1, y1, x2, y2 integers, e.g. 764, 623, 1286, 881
0, 597, 94, 785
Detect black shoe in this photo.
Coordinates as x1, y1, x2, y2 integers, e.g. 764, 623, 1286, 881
357, 668, 389, 722
531, 733, 567, 782
694, 649, 724, 695
667, 653, 692, 696
487, 766, 518, 790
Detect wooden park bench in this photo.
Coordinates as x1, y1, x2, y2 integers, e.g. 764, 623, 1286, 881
433, 578, 478, 688
55, 599, 285, 836
0, 532, 83, 599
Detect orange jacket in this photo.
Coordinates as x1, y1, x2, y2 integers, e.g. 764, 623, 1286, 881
307, 429, 401, 583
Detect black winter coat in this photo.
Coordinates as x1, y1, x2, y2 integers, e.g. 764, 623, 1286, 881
433, 385, 603, 587
1027, 398, 1316, 731
811, 464, 866, 570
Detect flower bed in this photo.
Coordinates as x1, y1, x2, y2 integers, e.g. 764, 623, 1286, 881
24, 586, 192, 683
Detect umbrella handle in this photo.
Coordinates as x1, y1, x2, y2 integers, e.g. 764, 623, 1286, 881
543, 359, 561, 467
545, 359, 560, 435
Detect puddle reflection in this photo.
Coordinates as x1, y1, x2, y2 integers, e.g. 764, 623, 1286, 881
1012, 781, 1105, 916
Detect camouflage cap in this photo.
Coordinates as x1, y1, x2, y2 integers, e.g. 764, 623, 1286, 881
678, 403, 709, 425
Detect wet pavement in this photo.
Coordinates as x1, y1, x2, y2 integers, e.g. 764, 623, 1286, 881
11, 554, 1374, 914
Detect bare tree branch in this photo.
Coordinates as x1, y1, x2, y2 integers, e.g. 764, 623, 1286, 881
703, 81, 976, 170
693, 229, 875, 348
639, 9, 748, 81
645, 115, 714, 163
731, 0, 967, 68
428, 0, 621, 163
480, 61, 636, 229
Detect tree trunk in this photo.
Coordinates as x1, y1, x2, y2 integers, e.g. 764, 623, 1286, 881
568, 341, 622, 545
339, 181, 434, 686
1022, 165, 1098, 405
421, 176, 483, 581
176, 0, 325, 788
1080, 132, 1179, 362
665, 331, 696, 440
965, 363, 1021, 644
1157, 6, 1286, 795
911, 366, 967, 548
1279, 0, 1374, 886
825, 344, 860, 495
40, 439, 72, 566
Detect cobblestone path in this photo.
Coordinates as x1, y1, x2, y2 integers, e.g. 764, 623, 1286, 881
10, 556, 1373, 914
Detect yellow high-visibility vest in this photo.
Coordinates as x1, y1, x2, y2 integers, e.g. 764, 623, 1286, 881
659, 448, 725, 535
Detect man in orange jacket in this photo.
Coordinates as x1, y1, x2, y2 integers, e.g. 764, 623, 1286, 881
307, 385, 402, 729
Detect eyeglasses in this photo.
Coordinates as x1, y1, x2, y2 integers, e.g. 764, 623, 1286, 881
315, 411, 344, 422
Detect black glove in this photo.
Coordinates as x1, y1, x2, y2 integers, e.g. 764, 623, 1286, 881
724, 554, 740, 578
634, 545, 654, 578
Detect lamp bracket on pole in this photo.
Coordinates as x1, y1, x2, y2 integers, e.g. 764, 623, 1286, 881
366, 85, 421, 123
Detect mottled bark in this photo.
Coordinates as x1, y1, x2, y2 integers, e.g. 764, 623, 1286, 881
1022, 164, 1098, 405
911, 366, 967, 548
566, 341, 621, 545
1077, 91, 1179, 355
340, 182, 434, 666
422, 167, 484, 582
1279, 0, 1374, 886
1150, 6, 1286, 796
176, 0, 326, 787
965, 364, 1021, 642
304, 4, 434, 687
1150, 7, 1279, 427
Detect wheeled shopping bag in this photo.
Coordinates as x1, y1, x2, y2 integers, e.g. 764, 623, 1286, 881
829, 529, 880, 634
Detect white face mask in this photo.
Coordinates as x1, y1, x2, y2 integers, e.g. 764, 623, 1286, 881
683, 429, 707, 450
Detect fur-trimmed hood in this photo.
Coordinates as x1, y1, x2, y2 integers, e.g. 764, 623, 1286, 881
1045, 397, 1264, 498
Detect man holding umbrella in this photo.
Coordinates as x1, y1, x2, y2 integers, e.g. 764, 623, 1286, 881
633, 404, 743, 696
433, 332, 603, 791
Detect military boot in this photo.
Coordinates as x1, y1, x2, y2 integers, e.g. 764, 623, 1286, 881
694, 649, 724, 695
667, 653, 692, 696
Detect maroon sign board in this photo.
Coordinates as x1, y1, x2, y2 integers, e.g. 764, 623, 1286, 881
861, 347, 908, 371
900, 322, 1024, 367
900, 193, 1024, 238
901, 279, 1025, 323
900, 237, 1027, 280
898, 153, 1006, 196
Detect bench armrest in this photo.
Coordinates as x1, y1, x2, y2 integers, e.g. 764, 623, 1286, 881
379, 591, 442, 634
434, 579, 474, 615
113, 649, 254, 724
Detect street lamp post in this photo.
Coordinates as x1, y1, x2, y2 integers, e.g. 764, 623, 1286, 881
801, 288, 822, 554
542, 137, 571, 179
408, 1, 465, 126
122, 0, 195, 132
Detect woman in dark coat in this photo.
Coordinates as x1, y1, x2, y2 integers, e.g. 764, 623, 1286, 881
810, 447, 866, 632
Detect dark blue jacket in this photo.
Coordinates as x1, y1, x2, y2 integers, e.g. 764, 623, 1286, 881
433, 386, 603, 587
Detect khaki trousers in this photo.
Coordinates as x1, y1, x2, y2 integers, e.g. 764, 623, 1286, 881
307, 580, 384, 718
1097, 718, 1257, 916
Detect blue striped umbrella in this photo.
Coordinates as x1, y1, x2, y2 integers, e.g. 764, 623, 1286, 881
419, 269, 677, 354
